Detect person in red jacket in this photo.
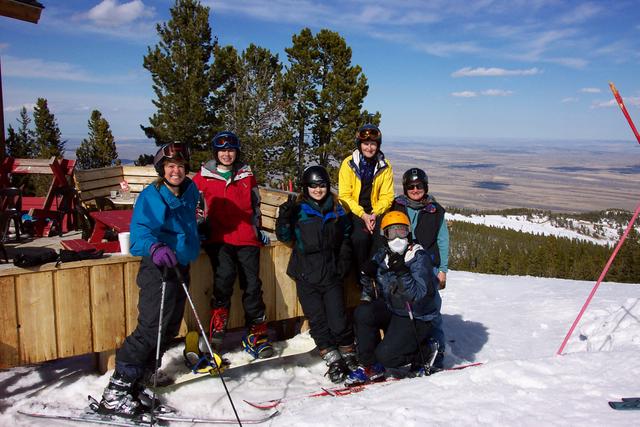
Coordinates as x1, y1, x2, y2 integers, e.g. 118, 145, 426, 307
192, 131, 273, 359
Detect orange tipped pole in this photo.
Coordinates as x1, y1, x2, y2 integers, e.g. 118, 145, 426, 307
609, 82, 640, 144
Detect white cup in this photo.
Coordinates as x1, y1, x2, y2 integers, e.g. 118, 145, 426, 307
118, 232, 131, 255
110, 190, 118, 199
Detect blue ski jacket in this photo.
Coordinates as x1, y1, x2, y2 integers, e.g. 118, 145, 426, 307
371, 244, 442, 322
129, 178, 200, 266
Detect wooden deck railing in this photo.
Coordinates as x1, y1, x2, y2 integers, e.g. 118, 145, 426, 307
0, 239, 360, 370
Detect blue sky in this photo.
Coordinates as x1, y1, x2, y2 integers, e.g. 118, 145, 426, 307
1, 0, 639, 158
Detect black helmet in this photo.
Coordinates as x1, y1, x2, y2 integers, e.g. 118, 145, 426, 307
302, 165, 330, 197
355, 123, 382, 147
402, 168, 428, 194
153, 142, 190, 176
212, 131, 241, 152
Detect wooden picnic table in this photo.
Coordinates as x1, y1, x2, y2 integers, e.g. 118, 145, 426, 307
0, 157, 77, 236
89, 209, 133, 243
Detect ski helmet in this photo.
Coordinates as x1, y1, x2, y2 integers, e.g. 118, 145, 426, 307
380, 211, 411, 242
212, 131, 241, 151
153, 141, 190, 176
355, 123, 382, 147
302, 165, 330, 197
402, 168, 429, 194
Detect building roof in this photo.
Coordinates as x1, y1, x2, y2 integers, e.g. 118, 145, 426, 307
0, 0, 45, 24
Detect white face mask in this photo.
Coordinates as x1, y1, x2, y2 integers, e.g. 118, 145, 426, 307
388, 237, 409, 254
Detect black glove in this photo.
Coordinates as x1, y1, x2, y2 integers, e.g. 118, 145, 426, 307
360, 258, 378, 279
387, 252, 410, 275
278, 199, 296, 222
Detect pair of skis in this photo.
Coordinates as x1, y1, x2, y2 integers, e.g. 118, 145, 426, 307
244, 361, 484, 410
19, 401, 278, 426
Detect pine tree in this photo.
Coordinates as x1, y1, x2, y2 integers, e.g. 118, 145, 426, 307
75, 110, 118, 169
33, 98, 65, 158
5, 107, 35, 158
142, 0, 216, 154
284, 28, 377, 185
212, 43, 289, 184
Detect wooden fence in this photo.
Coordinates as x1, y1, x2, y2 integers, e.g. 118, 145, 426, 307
0, 243, 360, 369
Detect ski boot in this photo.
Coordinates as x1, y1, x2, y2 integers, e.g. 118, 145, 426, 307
345, 362, 385, 386
97, 371, 146, 418
338, 344, 359, 373
242, 318, 274, 359
134, 377, 176, 415
209, 306, 229, 350
321, 348, 350, 384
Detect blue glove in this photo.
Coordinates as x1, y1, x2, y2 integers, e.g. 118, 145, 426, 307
150, 243, 177, 268
259, 230, 271, 246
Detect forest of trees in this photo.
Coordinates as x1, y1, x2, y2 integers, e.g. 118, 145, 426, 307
449, 220, 640, 283
140, 0, 378, 186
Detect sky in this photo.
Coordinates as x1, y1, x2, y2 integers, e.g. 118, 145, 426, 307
3, 267, 640, 426
1, 0, 640, 158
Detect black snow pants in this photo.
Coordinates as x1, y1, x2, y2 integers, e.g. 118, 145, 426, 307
296, 277, 354, 351
204, 243, 266, 325
115, 257, 189, 380
354, 298, 432, 368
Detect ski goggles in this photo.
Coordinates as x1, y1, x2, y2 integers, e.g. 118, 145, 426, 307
212, 133, 240, 150
307, 183, 328, 189
406, 183, 425, 191
161, 142, 189, 161
383, 224, 410, 240
356, 128, 381, 142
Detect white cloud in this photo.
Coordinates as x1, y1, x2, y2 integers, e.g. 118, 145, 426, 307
561, 97, 579, 103
2, 55, 142, 84
558, 2, 602, 25
452, 91, 478, 98
580, 87, 601, 93
591, 96, 639, 109
86, 0, 154, 27
482, 89, 513, 96
451, 89, 513, 98
452, 67, 542, 77
3, 56, 96, 82
4, 103, 36, 113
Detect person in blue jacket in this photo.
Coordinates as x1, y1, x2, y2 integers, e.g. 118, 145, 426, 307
97, 142, 203, 418
347, 211, 442, 385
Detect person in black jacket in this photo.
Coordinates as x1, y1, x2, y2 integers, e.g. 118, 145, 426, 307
276, 166, 356, 383
387, 167, 449, 370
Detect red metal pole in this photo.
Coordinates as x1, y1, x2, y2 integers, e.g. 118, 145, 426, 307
557, 82, 640, 355
556, 202, 640, 355
609, 82, 640, 144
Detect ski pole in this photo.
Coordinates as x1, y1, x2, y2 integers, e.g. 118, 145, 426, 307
173, 267, 243, 427
405, 301, 434, 374
150, 266, 168, 426
609, 82, 640, 144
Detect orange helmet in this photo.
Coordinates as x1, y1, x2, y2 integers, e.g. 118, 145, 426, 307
381, 211, 410, 231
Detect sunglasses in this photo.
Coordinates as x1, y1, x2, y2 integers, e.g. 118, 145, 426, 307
307, 183, 328, 189
162, 142, 189, 160
213, 134, 240, 150
356, 128, 381, 142
383, 224, 410, 240
406, 183, 425, 191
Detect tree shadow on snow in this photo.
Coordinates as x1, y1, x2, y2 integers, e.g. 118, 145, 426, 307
442, 314, 489, 366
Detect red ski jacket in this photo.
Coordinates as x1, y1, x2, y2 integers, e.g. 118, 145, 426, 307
193, 162, 261, 247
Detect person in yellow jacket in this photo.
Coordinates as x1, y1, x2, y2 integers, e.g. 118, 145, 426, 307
339, 123, 394, 299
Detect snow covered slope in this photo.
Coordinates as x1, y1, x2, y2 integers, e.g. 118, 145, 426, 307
2, 271, 640, 426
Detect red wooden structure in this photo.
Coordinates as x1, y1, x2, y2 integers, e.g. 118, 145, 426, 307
0, 156, 77, 236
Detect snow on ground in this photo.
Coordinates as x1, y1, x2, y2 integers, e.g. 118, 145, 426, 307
3, 271, 640, 426
447, 213, 623, 245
